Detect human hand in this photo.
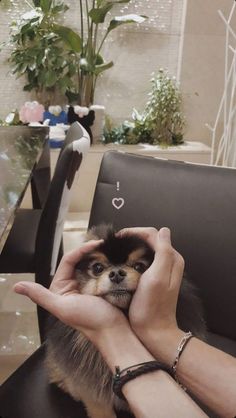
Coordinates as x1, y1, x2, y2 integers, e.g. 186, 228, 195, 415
117, 227, 185, 363
14, 240, 128, 347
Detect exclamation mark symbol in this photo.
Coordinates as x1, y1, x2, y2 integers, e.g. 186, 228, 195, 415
116, 181, 120, 191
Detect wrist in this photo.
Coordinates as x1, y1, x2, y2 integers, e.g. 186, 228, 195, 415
136, 327, 185, 366
96, 323, 155, 372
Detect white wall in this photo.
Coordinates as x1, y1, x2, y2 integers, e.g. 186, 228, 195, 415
180, 0, 236, 146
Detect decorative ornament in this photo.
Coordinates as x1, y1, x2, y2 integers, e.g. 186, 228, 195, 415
43, 105, 67, 126
19, 101, 45, 124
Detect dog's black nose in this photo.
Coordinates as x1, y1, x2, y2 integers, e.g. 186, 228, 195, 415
109, 269, 126, 283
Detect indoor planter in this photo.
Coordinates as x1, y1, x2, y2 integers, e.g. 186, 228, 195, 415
103, 69, 186, 146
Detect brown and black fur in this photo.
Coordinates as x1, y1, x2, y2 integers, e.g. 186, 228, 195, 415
46, 225, 206, 418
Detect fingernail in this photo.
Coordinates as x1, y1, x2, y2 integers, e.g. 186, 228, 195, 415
14, 284, 28, 296
159, 227, 170, 239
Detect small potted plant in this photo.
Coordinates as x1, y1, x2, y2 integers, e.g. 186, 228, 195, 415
103, 69, 185, 146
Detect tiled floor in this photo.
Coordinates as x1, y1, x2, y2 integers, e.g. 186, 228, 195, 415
0, 214, 88, 384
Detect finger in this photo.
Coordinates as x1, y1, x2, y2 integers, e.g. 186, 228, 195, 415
145, 228, 175, 288
153, 229, 184, 289
169, 252, 185, 291
54, 239, 104, 281
14, 281, 59, 314
116, 227, 158, 249
155, 227, 171, 248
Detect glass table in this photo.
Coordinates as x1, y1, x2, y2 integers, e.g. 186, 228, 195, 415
0, 126, 50, 253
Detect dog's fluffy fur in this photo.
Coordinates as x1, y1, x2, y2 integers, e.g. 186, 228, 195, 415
45, 225, 206, 418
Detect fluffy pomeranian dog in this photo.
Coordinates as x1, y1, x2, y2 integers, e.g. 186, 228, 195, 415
45, 225, 206, 418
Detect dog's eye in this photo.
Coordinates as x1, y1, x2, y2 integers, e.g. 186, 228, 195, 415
92, 263, 104, 275
133, 262, 147, 273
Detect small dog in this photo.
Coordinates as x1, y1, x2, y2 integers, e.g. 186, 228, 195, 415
46, 225, 206, 418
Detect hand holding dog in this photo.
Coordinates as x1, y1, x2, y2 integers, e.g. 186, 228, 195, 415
14, 239, 128, 346
118, 226, 186, 364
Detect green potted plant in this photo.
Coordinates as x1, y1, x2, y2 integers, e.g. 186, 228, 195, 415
64, 0, 146, 106
4, 0, 80, 106
4, 0, 146, 107
103, 69, 185, 146
132, 69, 185, 145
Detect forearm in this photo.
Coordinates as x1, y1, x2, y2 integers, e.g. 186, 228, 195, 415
123, 369, 207, 418
139, 328, 236, 417
97, 326, 207, 418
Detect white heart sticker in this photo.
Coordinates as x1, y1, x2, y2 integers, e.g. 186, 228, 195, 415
112, 197, 125, 210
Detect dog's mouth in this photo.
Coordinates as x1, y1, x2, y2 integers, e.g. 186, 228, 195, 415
108, 289, 133, 295
102, 289, 135, 309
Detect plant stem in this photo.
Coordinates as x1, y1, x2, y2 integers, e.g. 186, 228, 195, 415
85, 0, 90, 35
79, 0, 84, 55
90, 0, 96, 45
92, 75, 98, 102
97, 30, 108, 57
24, 0, 34, 10
94, 23, 98, 56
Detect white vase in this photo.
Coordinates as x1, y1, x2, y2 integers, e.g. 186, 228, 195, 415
90, 104, 105, 143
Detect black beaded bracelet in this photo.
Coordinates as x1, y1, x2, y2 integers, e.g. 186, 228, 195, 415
112, 360, 174, 400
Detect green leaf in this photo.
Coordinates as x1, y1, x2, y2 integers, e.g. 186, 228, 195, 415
95, 54, 104, 65
44, 70, 57, 87
58, 76, 72, 93
66, 90, 80, 103
94, 60, 113, 75
23, 83, 35, 91
38, 68, 47, 84
97, 0, 130, 5
111, 0, 131, 3
32, 0, 41, 6
68, 63, 77, 76
89, 4, 113, 23
20, 23, 32, 34
107, 14, 147, 33
51, 4, 69, 14
53, 25, 82, 52
40, 0, 52, 13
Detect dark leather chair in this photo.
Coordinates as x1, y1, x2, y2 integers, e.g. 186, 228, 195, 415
1, 151, 236, 418
0, 122, 90, 341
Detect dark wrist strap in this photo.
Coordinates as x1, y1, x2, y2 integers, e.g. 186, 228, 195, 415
112, 360, 174, 400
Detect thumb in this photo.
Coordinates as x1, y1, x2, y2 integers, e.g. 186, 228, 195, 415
14, 281, 59, 315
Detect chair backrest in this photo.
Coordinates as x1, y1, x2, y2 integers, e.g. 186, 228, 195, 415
63, 121, 89, 149
89, 151, 236, 341
35, 123, 90, 287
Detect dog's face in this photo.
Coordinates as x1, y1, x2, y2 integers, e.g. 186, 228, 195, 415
75, 230, 154, 309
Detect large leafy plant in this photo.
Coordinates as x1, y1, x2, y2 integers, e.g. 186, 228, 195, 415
7, 1, 79, 105
5, 0, 146, 106
68, 0, 146, 105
